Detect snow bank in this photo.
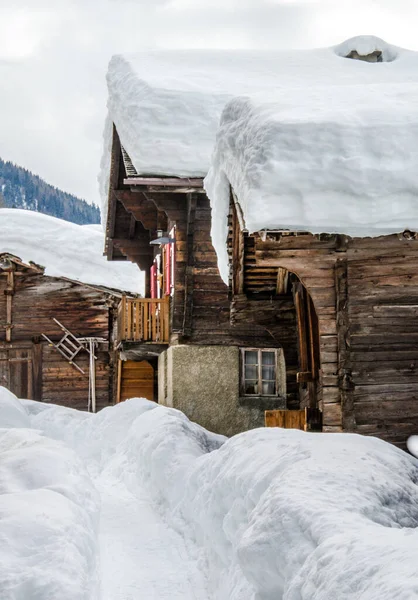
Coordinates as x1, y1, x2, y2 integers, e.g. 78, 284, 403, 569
102, 407, 418, 600
0, 208, 142, 293
6, 387, 418, 599
0, 389, 100, 599
0, 386, 30, 428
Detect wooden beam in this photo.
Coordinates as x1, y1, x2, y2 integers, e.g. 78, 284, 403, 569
5, 268, 15, 342
183, 193, 197, 337
106, 125, 122, 244
32, 341, 43, 401
114, 189, 161, 232
335, 257, 354, 431
124, 176, 203, 188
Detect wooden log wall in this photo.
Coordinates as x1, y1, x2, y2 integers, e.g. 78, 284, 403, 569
0, 270, 116, 409
179, 193, 294, 349
241, 230, 418, 446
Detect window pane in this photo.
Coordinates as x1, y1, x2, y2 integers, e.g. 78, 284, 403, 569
262, 351, 275, 366
262, 366, 276, 381
244, 350, 259, 365
245, 380, 259, 394
245, 365, 258, 380
262, 381, 276, 395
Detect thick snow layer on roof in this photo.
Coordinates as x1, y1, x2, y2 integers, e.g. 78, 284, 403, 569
101, 37, 418, 270
0, 209, 142, 293
104, 37, 415, 181
4, 385, 418, 599
205, 80, 418, 281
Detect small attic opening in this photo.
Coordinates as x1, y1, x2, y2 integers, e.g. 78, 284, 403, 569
345, 49, 382, 63
334, 36, 398, 63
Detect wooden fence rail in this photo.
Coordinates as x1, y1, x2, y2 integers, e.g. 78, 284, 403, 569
118, 296, 170, 343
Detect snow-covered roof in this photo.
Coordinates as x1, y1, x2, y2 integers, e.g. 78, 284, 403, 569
102, 36, 416, 180
205, 79, 418, 281
100, 36, 418, 282
0, 209, 142, 293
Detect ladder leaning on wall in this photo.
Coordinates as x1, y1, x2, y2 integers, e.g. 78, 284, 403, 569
42, 318, 106, 413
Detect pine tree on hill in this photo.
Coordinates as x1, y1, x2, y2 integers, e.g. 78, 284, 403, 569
0, 157, 100, 225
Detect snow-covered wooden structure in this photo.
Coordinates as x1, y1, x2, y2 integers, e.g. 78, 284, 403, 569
204, 39, 418, 448
0, 253, 120, 410
103, 128, 286, 436
101, 36, 418, 443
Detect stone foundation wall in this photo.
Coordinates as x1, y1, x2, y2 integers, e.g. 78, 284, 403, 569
158, 345, 284, 437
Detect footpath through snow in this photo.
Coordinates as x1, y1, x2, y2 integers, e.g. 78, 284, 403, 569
1, 386, 418, 599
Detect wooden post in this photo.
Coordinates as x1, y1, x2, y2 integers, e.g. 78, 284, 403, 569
31, 341, 43, 401
183, 192, 197, 337
335, 258, 355, 431
116, 358, 122, 404
5, 268, 15, 342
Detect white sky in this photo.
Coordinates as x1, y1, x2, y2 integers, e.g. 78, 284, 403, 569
0, 0, 417, 207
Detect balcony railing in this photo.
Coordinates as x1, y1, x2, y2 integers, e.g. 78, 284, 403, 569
118, 296, 170, 343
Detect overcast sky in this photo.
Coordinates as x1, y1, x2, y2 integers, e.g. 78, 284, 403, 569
1, 0, 417, 207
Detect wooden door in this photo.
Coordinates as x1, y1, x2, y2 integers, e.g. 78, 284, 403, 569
294, 283, 320, 409
0, 347, 33, 399
117, 360, 154, 402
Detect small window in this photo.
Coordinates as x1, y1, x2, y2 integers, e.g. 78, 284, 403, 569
241, 348, 285, 397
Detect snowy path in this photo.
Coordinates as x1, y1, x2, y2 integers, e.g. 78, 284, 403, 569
96, 475, 209, 600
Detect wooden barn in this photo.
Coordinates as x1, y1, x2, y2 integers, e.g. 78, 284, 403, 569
102, 41, 418, 445
104, 127, 291, 436
227, 198, 418, 448
0, 253, 122, 410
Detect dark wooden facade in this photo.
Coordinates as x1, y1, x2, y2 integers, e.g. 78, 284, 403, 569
105, 127, 292, 355
228, 196, 418, 448
0, 255, 119, 410
104, 126, 301, 421
104, 125, 418, 446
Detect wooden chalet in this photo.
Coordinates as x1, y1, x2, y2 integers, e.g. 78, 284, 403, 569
102, 42, 418, 444
228, 192, 418, 448
0, 253, 123, 410
104, 127, 299, 436
104, 130, 418, 447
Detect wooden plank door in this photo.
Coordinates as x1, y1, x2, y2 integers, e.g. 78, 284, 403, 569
118, 360, 155, 402
0, 347, 33, 399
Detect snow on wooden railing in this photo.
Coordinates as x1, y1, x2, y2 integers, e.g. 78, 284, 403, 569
118, 296, 170, 343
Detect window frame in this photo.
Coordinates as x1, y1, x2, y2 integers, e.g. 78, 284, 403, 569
240, 348, 283, 398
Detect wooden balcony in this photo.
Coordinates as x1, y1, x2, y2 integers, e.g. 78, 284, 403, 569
118, 296, 170, 343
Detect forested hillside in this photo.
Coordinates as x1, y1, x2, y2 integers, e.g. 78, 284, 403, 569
0, 158, 100, 225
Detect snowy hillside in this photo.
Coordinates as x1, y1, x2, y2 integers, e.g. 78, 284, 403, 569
2, 386, 418, 599
0, 157, 100, 225
0, 209, 142, 293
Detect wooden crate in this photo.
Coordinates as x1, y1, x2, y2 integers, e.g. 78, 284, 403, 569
265, 408, 322, 431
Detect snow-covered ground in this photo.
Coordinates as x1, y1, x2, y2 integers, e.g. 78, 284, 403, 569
0, 209, 142, 293
2, 385, 418, 599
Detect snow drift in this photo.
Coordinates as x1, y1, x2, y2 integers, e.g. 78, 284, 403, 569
0, 390, 99, 600
3, 386, 418, 599
0, 209, 142, 293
